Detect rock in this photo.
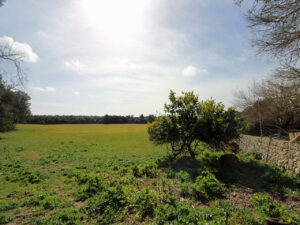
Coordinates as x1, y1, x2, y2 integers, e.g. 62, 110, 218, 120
219, 154, 239, 168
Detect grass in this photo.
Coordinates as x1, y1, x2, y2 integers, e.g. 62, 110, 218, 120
0, 124, 299, 224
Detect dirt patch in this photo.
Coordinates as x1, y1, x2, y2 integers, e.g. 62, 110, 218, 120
224, 185, 254, 208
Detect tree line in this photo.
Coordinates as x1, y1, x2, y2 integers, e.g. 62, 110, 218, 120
27, 114, 155, 125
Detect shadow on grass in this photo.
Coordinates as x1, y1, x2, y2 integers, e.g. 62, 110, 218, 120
157, 152, 300, 198
217, 158, 300, 197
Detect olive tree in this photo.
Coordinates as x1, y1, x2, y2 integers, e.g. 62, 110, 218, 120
148, 91, 245, 159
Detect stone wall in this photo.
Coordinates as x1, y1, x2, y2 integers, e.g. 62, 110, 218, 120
238, 135, 300, 174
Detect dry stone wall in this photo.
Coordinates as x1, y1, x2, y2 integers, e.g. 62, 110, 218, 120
238, 135, 300, 174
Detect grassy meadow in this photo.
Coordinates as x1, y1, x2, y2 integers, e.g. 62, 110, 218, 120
0, 124, 299, 224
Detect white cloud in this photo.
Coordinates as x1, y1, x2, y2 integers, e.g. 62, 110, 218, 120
182, 65, 207, 77
0, 36, 39, 63
64, 60, 84, 71
73, 91, 80, 95
32, 86, 56, 92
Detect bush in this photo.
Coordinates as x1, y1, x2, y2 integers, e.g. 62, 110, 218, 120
0, 212, 14, 224
22, 192, 61, 210
0, 200, 17, 212
2, 162, 47, 185
176, 171, 191, 183
131, 161, 158, 178
249, 193, 300, 225
191, 170, 226, 202
84, 182, 128, 224
35, 208, 84, 225
148, 91, 245, 159
134, 188, 156, 219
74, 175, 104, 201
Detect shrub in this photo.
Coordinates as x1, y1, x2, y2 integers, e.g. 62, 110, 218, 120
74, 175, 104, 201
191, 170, 226, 202
0, 200, 17, 212
0, 212, 14, 224
35, 208, 84, 225
155, 196, 202, 225
148, 91, 245, 159
249, 193, 300, 225
2, 162, 48, 184
84, 182, 128, 224
22, 192, 61, 210
131, 162, 158, 178
176, 171, 191, 183
134, 188, 156, 219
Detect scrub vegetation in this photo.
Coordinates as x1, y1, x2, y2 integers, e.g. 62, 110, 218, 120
0, 124, 299, 224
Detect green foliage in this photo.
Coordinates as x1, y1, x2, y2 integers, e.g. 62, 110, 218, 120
0, 124, 299, 224
74, 175, 104, 201
35, 208, 84, 225
176, 171, 191, 183
249, 193, 300, 225
84, 182, 128, 224
22, 192, 61, 210
250, 193, 281, 218
236, 153, 300, 196
155, 196, 231, 225
148, 91, 245, 159
191, 170, 226, 202
0, 200, 17, 212
0, 212, 14, 224
1, 162, 48, 185
0, 76, 31, 132
131, 161, 158, 178
134, 188, 156, 219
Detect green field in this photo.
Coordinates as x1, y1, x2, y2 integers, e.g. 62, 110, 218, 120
0, 125, 299, 224
0, 124, 162, 161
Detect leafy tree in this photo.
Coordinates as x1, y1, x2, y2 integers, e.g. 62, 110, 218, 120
148, 91, 244, 159
0, 76, 31, 132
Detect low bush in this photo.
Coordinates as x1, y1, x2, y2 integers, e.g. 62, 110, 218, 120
1, 162, 48, 184
74, 175, 104, 201
131, 161, 158, 178
84, 182, 129, 224
191, 170, 226, 202
35, 208, 84, 225
249, 193, 300, 225
0, 212, 14, 224
0, 200, 18, 212
22, 192, 61, 210
134, 188, 156, 219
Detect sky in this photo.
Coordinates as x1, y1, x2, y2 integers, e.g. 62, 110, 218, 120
0, 0, 277, 116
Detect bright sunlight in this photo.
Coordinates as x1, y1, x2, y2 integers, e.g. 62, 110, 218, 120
80, 0, 150, 41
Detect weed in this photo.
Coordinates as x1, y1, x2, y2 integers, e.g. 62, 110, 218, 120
0, 212, 14, 224
134, 188, 156, 219
0, 200, 18, 212
35, 208, 84, 225
191, 170, 226, 202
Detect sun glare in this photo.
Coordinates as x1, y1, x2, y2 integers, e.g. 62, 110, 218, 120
81, 0, 149, 41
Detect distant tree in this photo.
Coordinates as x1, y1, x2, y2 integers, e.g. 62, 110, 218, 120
235, 74, 300, 135
148, 91, 244, 159
139, 114, 146, 123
